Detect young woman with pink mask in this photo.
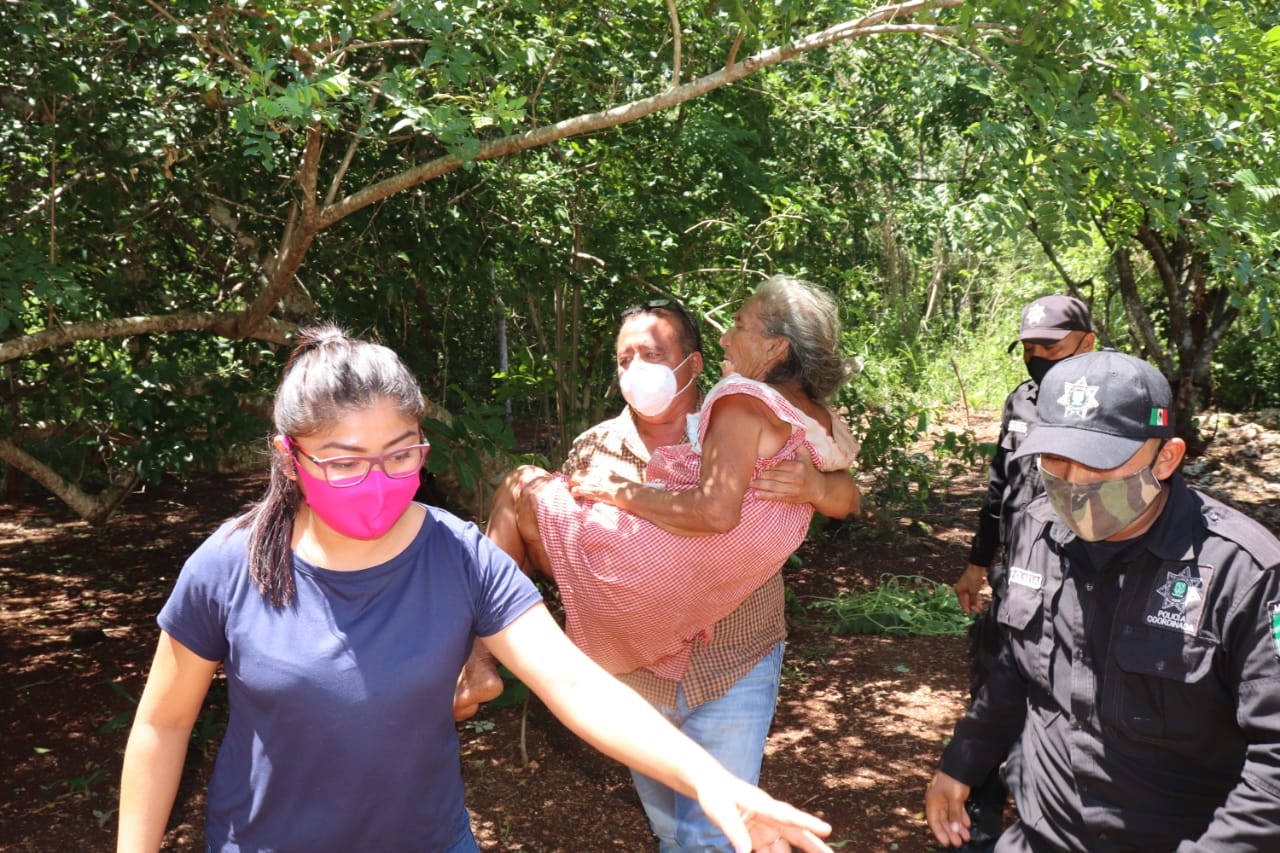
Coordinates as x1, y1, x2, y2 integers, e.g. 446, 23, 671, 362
116, 326, 835, 853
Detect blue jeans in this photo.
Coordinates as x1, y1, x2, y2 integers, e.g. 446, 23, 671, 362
445, 812, 481, 853
630, 641, 785, 852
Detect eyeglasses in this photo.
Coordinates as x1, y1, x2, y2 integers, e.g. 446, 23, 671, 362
620, 298, 704, 354
287, 438, 430, 487
620, 298, 674, 319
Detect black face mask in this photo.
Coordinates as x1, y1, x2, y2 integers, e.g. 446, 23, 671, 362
1026, 356, 1056, 385
1026, 336, 1088, 385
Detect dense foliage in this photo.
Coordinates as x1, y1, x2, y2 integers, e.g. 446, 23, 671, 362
2, 1, 1277, 521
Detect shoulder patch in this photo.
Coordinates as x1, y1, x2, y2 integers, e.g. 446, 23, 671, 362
1271, 601, 1280, 661
1007, 419, 1028, 435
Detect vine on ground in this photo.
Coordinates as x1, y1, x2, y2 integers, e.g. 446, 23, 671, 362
808, 574, 971, 637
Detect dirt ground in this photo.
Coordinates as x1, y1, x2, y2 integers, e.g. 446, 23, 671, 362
3, 409, 1278, 853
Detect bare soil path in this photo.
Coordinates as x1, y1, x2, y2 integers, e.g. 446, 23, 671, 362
3, 409, 1277, 852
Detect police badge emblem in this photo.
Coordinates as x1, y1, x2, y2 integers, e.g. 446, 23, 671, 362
1145, 565, 1211, 636
1057, 376, 1100, 420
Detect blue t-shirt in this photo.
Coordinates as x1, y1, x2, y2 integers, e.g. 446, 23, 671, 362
158, 505, 543, 852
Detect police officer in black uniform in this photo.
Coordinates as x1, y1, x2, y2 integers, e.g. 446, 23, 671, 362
928, 350, 1280, 852
952, 295, 1095, 850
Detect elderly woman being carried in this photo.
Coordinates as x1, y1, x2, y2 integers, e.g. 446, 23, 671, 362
484, 276, 860, 678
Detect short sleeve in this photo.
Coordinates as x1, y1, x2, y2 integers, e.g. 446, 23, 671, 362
157, 521, 246, 663
455, 518, 544, 638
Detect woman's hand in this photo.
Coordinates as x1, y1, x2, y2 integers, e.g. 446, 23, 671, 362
751, 458, 820, 504
693, 776, 835, 853
752, 458, 861, 520
491, 606, 835, 853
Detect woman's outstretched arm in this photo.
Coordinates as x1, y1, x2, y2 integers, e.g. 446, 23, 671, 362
486, 603, 834, 853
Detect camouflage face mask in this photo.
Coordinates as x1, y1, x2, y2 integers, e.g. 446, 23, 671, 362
1037, 459, 1163, 542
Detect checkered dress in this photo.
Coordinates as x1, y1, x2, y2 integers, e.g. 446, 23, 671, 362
538, 376, 856, 679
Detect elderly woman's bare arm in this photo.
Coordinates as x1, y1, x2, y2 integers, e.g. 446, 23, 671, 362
570, 394, 789, 536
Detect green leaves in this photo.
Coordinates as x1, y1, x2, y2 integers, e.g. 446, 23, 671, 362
4, 0, 1276, 520
1234, 169, 1280, 205
810, 574, 972, 638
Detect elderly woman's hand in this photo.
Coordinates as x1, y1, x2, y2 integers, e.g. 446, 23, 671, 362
752, 458, 861, 520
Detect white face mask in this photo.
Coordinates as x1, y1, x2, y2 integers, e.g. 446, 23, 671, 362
619, 354, 695, 417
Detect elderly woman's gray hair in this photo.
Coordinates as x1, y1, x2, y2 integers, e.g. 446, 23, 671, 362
752, 275, 852, 402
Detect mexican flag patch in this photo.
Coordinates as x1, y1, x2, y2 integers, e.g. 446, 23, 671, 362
1271, 601, 1280, 660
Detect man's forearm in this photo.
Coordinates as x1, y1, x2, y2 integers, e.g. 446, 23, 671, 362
813, 470, 860, 519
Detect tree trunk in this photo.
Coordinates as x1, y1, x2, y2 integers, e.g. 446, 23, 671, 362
3, 466, 22, 503
1114, 229, 1241, 458
0, 436, 140, 524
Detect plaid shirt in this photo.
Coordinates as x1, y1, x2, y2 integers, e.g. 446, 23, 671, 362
560, 407, 786, 709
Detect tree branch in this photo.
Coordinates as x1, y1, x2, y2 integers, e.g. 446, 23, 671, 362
0, 313, 292, 364
3, 0, 978, 419
1134, 221, 1191, 339
1020, 201, 1088, 293
726, 28, 744, 69
237, 125, 326, 337
322, 38, 432, 65
326, 132, 361, 208
0, 435, 140, 525
1112, 246, 1171, 375
144, 0, 254, 77
317, 2, 966, 230
666, 0, 682, 89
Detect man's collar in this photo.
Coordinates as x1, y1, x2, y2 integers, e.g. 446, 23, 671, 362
1140, 473, 1200, 562
616, 406, 649, 461
623, 403, 695, 454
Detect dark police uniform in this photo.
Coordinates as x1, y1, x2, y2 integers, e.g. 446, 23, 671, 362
941, 473, 1280, 852
969, 379, 1044, 577
967, 379, 1045, 682
961, 379, 1043, 846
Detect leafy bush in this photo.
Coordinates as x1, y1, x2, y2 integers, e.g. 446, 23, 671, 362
423, 385, 529, 515
1213, 311, 1280, 409
850, 401, 937, 510
934, 428, 994, 480
844, 401, 991, 514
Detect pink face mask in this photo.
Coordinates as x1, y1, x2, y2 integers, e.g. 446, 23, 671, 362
293, 463, 420, 540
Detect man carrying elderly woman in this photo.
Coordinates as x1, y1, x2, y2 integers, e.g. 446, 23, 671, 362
460, 275, 862, 852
